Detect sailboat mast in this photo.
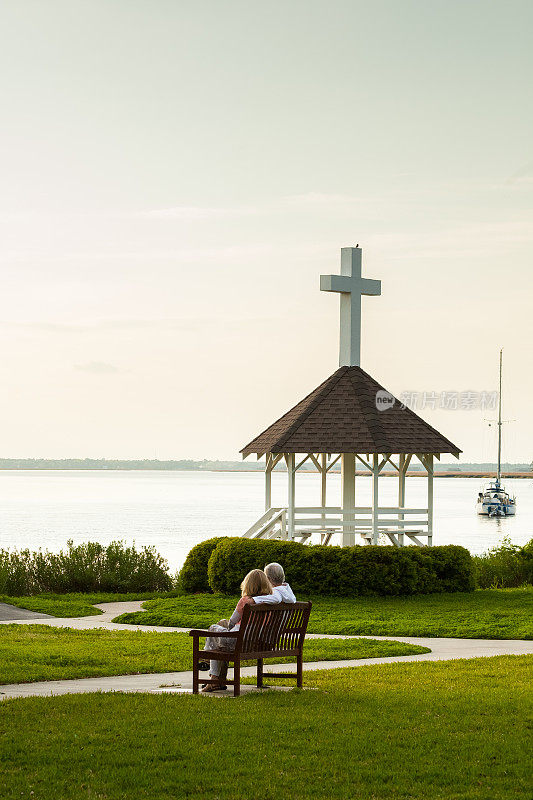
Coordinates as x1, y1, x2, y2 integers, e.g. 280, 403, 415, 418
497, 348, 502, 484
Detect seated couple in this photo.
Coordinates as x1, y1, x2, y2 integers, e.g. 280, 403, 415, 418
201, 562, 296, 693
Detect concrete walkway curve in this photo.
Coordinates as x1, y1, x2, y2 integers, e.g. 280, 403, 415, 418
1, 600, 531, 701
0, 600, 173, 632
0, 602, 52, 621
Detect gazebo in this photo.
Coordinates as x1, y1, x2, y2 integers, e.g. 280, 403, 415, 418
240, 247, 461, 547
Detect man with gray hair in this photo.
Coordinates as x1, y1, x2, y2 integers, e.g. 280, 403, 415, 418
253, 562, 296, 605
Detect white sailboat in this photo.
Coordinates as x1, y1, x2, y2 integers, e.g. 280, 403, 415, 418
476, 350, 516, 517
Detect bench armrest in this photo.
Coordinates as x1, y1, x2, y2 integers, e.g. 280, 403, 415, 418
188, 629, 240, 638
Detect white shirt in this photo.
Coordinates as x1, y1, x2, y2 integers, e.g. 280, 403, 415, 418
253, 582, 296, 605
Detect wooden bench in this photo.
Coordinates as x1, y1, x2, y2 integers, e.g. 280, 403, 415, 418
189, 601, 312, 697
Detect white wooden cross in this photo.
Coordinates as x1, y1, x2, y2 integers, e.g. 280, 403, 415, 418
320, 247, 381, 367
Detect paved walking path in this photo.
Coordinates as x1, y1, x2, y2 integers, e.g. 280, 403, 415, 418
0, 600, 186, 632
0, 602, 52, 621
1, 601, 531, 701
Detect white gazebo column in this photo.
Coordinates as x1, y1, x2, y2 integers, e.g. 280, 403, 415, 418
265, 454, 272, 512
286, 453, 296, 540
371, 453, 379, 545
341, 453, 356, 547
321, 453, 327, 527
426, 454, 434, 547
398, 454, 406, 547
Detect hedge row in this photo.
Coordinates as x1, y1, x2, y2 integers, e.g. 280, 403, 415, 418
178, 536, 227, 593
180, 537, 475, 596
0, 540, 173, 595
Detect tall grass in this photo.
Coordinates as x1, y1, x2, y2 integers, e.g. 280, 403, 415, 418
0, 540, 172, 595
473, 537, 533, 588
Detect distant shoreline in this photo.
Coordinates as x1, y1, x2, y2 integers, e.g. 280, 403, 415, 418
0, 466, 530, 479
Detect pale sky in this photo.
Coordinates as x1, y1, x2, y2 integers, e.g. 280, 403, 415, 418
0, 1, 531, 462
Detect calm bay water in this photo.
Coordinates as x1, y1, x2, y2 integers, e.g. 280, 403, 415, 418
0, 470, 531, 573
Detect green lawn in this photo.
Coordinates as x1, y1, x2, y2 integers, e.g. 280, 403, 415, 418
0, 591, 166, 618
0, 655, 530, 799
0, 625, 427, 685
4, 587, 532, 639
113, 587, 533, 639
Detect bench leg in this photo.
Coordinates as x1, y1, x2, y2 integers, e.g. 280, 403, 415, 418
192, 640, 199, 695
257, 658, 263, 688
296, 652, 303, 688
233, 661, 240, 697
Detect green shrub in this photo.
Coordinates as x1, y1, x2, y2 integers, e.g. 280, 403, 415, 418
0, 541, 172, 595
178, 536, 227, 593
473, 538, 533, 588
206, 538, 474, 596
0, 549, 34, 595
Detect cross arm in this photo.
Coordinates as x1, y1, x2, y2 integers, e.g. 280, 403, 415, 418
360, 278, 381, 296
320, 275, 381, 296
320, 274, 352, 293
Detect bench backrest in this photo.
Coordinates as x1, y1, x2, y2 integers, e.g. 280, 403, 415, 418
238, 601, 312, 656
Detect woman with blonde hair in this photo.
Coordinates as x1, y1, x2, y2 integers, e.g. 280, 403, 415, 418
201, 569, 272, 693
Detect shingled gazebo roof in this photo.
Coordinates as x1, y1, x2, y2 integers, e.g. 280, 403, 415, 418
241, 366, 461, 457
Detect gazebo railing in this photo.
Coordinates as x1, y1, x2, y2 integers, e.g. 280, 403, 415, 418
242, 506, 430, 546
294, 506, 430, 546
295, 506, 428, 527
